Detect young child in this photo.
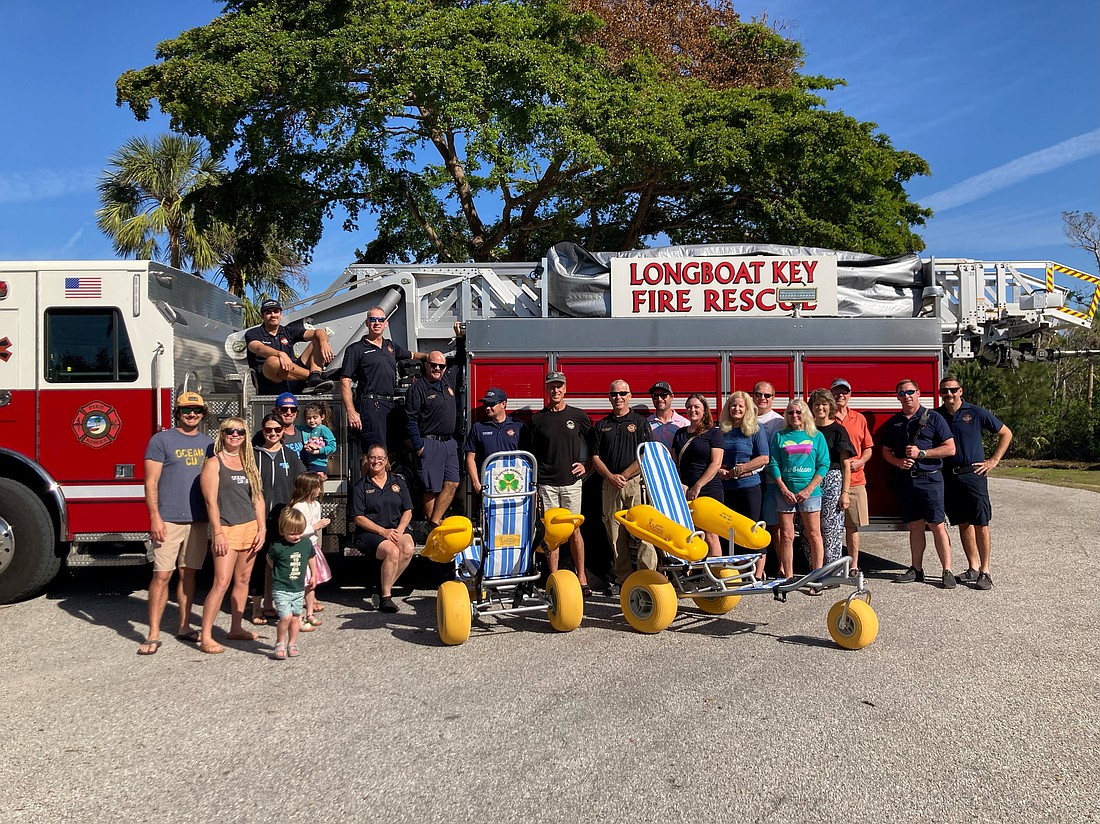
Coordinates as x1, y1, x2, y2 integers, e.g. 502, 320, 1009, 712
268, 507, 317, 660
300, 401, 337, 479
289, 472, 332, 629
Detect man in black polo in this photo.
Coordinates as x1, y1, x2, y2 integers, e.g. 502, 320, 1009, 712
881, 378, 957, 588
244, 299, 334, 395
406, 351, 460, 525
590, 379, 655, 593
937, 375, 1013, 590
339, 306, 427, 452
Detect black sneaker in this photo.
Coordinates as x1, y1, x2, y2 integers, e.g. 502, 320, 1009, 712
942, 569, 957, 589
604, 581, 621, 597
378, 597, 399, 613
975, 572, 993, 590
894, 566, 924, 584
302, 371, 334, 395
958, 568, 980, 584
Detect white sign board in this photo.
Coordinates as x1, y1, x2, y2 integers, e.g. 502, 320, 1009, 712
609, 256, 839, 318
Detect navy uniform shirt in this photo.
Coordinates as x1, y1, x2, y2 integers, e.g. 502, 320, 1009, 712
465, 416, 529, 468
937, 401, 1004, 467
339, 337, 411, 397
244, 320, 308, 392
405, 371, 458, 448
882, 406, 953, 472
350, 473, 413, 534
590, 411, 652, 476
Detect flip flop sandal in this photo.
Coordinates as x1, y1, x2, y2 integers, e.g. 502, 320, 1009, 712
137, 639, 162, 655
312, 603, 325, 613
175, 630, 201, 643
199, 642, 225, 654
580, 585, 593, 597
226, 631, 260, 641
250, 613, 268, 625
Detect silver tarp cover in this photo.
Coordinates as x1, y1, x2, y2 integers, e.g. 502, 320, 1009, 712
544, 241, 926, 318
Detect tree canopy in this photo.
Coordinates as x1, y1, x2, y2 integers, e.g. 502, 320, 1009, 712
117, 0, 931, 264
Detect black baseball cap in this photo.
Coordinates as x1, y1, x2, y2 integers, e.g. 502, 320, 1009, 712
480, 388, 507, 405
260, 299, 282, 313
649, 381, 673, 395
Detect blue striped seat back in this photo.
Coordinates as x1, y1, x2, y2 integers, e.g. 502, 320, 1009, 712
459, 452, 536, 579
639, 441, 693, 531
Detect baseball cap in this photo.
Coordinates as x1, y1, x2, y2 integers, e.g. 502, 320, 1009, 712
480, 388, 508, 405
177, 391, 205, 408
545, 371, 567, 385
260, 299, 282, 313
830, 378, 852, 392
649, 381, 673, 395
275, 391, 298, 408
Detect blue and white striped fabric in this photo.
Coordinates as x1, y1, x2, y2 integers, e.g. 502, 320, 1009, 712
639, 442, 693, 531
458, 452, 536, 579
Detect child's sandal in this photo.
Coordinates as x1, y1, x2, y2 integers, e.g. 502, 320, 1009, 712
287, 643, 300, 658
273, 642, 287, 660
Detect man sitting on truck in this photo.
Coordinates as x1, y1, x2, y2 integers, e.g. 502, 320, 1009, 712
245, 299, 335, 395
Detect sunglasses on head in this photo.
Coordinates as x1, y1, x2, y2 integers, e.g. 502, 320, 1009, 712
897, 389, 917, 397
753, 392, 773, 399
940, 387, 960, 395
279, 406, 298, 413
224, 428, 247, 436
609, 390, 629, 397
179, 407, 204, 415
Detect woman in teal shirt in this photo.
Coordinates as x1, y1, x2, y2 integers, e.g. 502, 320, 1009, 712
768, 399, 829, 582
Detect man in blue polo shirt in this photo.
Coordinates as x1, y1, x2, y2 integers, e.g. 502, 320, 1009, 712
464, 388, 529, 493
881, 379, 957, 589
937, 375, 1013, 591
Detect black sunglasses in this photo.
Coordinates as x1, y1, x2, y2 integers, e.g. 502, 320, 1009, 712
753, 392, 773, 399
368, 316, 386, 323
897, 389, 917, 397
609, 390, 630, 397
279, 406, 299, 413
179, 407, 204, 415
428, 362, 446, 370
262, 426, 283, 434
224, 428, 247, 436
650, 392, 670, 399
940, 387, 961, 394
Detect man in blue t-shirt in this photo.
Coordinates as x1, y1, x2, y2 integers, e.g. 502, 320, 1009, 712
937, 375, 1013, 591
138, 391, 214, 655
881, 379, 957, 589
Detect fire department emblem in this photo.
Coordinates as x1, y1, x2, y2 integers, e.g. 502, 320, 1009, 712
627, 423, 637, 433
961, 412, 974, 424
391, 484, 401, 493
506, 428, 515, 437
71, 401, 122, 448
0, 336, 11, 363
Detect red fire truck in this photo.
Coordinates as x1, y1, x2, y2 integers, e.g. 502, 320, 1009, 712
1, 246, 1094, 602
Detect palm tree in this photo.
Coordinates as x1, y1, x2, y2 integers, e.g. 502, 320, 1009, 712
96, 134, 222, 272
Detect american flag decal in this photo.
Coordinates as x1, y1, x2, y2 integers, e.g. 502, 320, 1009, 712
64, 276, 102, 299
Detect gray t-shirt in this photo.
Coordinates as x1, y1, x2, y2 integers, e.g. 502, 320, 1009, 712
215, 455, 257, 526
144, 428, 213, 523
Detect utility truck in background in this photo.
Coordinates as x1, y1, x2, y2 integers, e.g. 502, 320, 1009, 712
0, 244, 1095, 602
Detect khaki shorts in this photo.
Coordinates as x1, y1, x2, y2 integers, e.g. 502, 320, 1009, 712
845, 485, 869, 528
222, 520, 260, 552
148, 521, 209, 572
538, 480, 583, 514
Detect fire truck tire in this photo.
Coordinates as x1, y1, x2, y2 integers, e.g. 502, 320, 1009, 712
619, 569, 678, 634
691, 567, 744, 614
436, 580, 472, 646
0, 480, 60, 603
827, 598, 879, 650
546, 569, 584, 632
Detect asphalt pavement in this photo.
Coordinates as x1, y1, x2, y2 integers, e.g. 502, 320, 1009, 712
2, 477, 1097, 823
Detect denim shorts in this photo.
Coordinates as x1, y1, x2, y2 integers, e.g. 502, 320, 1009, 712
272, 589, 305, 618
776, 492, 823, 514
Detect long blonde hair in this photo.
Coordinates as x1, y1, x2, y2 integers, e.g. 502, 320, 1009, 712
781, 399, 818, 437
215, 417, 262, 503
719, 391, 759, 436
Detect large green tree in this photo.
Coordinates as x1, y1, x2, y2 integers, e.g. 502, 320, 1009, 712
116, 0, 930, 263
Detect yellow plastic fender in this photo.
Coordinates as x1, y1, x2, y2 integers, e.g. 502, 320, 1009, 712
613, 505, 708, 562
689, 496, 771, 550
542, 507, 584, 553
421, 516, 474, 563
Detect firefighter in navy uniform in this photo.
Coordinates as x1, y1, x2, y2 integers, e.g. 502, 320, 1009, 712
406, 351, 462, 526
464, 388, 529, 494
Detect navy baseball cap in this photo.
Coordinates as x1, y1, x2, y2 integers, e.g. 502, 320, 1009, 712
275, 392, 298, 408
260, 299, 282, 313
480, 388, 507, 405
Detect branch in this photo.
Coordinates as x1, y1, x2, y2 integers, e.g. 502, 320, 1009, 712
400, 178, 452, 262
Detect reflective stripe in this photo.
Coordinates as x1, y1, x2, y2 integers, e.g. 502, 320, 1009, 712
61, 484, 145, 499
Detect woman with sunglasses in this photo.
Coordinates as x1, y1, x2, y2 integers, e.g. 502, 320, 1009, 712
198, 418, 267, 653
671, 393, 725, 556
250, 413, 306, 624
768, 399, 829, 583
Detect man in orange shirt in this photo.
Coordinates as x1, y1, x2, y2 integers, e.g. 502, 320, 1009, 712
831, 378, 874, 574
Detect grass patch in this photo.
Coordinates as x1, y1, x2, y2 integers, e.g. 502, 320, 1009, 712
997, 466, 1100, 493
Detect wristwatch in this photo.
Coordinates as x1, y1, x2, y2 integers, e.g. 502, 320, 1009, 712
917, 449, 926, 459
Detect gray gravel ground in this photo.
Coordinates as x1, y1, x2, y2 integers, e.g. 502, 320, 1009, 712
2, 478, 1097, 824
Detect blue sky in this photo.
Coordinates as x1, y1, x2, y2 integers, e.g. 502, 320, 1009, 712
1, 0, 1097, 299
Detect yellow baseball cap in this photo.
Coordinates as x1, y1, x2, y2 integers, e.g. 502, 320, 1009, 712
177, 391, 206, 408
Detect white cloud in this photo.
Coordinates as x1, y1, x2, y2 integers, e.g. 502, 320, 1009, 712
0, 168, 99, 204
923, 129, 1100, 213
61, 226, 85, 252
